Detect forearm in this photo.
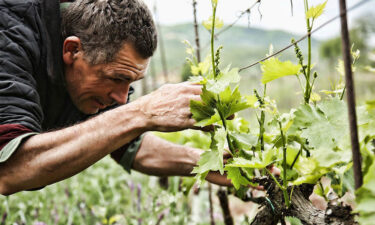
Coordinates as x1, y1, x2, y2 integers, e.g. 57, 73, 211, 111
0, 103, 147, 195
132, 133, 232, 186
132, 133, 201, 176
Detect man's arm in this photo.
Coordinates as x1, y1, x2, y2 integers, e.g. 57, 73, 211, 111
0, 83, 202, 195
131, 133, 232, 186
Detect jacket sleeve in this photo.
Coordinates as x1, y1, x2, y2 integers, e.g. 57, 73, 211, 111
0, 0, 45, 162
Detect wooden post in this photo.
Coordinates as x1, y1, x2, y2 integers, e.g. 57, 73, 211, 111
153, 4, 169, 83
339, 0, 363, 189
192, 0, 201, 63
217, 188, 234, 225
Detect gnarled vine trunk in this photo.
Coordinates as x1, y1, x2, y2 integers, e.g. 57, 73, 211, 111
248, 179, 357, 225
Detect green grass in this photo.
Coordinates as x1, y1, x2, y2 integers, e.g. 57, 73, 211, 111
0, 157, 225, 225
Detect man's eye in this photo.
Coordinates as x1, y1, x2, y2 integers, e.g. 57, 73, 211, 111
110, 78, 123, 83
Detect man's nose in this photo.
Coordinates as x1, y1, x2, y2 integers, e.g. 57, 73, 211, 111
109, 85, 129, 105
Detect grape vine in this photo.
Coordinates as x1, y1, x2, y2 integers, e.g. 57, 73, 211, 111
159, 0, 375, 224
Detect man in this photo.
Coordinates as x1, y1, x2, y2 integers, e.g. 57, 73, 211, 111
0, 0, 230, 195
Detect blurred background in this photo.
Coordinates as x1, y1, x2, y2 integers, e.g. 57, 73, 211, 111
1, 0, 374, 224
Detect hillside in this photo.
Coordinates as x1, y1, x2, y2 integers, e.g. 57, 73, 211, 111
151, 23, 320, 77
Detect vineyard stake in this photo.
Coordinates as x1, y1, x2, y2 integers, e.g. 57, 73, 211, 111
339, 0, 363, 189
153, 4, 169, 83
192, 0, 201, 63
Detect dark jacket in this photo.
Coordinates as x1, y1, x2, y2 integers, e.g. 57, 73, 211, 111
0, 0, 86, 132
0, 0, 139, 172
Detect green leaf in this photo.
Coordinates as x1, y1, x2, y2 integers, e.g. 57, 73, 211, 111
260, 57, 301, 84
365, 100, 375, 110
364, 66, 375, 73
206, 67, 241, 94
305, 1, 328, 20
192, 151, 220, 179
245, 95, 259, 108
314, 184, 324, 196
216, 86, 250, 119
285, 147, 300, 166
190, 100, 216, 123
230, 132, 257, 151
188, 75, 206, 84
227, 117, 250, 133
190, 87, 220, 126
212, 127, 227, 163
285, 217, 303, 225
292, 174, 323, 185
225, 167, 250, 190
191, 58, 211, 76
291, 99, 350, 167
355, 161, 375, 223
327, 164, 354, 197
226, 157, 266, 169
226, 148, 277, 169
201, 86, 217, 108
292, 157, 328, 185
202, 16, 224, 30
181, 177, 196, 196
192, 127, 226, 177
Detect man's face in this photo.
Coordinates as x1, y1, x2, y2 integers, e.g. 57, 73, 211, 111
64, 42, 150, 115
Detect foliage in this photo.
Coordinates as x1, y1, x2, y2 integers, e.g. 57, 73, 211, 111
0, 157, 197, 225
260, 57, 301, 84
161, 0, 375, 223
319, 13, 375, 67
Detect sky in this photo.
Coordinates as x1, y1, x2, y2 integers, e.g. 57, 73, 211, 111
142, 0, 375, 40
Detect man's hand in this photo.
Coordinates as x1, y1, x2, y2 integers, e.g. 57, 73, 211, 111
206, 171, 232, 186
132, 133, 232, 186
133, 82, 202, 132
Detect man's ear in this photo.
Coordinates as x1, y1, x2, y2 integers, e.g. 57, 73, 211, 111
62, 36, 82, 65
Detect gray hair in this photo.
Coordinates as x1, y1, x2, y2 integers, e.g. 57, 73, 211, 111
61, 0, 157, 65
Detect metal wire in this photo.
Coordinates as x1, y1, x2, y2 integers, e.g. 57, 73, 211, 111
238, 0, 372, 73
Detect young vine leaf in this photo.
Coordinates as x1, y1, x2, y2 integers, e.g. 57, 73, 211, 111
260, 57, 301, 84
192, 127, 227, 183
206, 66, 241, 93
305, 0, 328, 20
355, 160, 375, 225
225, 167, 251, 190
202, 16, 224, 30
226, 148, 278, 169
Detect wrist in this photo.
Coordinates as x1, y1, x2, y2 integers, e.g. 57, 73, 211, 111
126, 96, 156, 132
180, 146, 202, 176
118, 100, 151, 134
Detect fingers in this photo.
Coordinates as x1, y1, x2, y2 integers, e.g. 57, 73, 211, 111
223, 151, 232, 164
189, 84, 203, 95
138, 81, 207, 132
226, 114, 235, 120
205, 171, 233, 187
189, 95, 202, 103
179, 82, 203, 95
191, 124, 215, 132
269, 165, 281, 176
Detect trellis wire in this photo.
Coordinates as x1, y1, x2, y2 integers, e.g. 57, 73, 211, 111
202, 0, 262, 50
238, 0, 372, 72
339, 0, 363, 189
215, 0, 261, 37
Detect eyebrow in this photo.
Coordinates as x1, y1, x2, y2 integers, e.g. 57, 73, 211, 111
115, 73, 132, 80
116, 73, 144, 82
